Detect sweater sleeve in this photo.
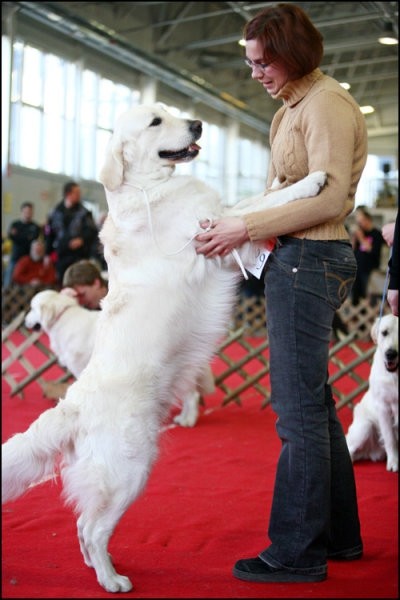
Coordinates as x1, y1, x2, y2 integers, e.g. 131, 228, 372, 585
243, 90, 367, 241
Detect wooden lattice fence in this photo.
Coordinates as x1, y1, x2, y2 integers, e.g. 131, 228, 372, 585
211, 293, 384, 411
2, 284, 58, 326
2, 289, 385, 410
2, 309, 72, 397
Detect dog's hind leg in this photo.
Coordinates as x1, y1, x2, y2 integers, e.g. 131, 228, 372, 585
174, 389, 200, 427
77, 514, 94, 567
77, 505, 133, 593
345, 402, 375, 461
69, 449, 155, 593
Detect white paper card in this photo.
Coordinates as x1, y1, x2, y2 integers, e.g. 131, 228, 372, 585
244, 245, 270, 279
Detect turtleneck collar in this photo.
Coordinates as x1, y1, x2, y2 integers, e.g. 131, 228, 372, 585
272, 68, 323, 107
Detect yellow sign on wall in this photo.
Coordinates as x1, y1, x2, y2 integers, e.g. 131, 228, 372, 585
3, 192, 13, 213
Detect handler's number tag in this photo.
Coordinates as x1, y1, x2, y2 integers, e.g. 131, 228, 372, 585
245, 246, 270, 279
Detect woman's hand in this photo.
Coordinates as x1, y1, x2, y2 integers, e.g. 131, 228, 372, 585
382, 222, 395, 247
195, 216, 249, 258
387, 289, 398, 316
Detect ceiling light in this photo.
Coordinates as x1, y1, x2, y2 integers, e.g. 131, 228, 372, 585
47, 12, 62, 22
378, 21, 398, 45
360, 105, 375, 115
340, 82, 351, 90
378, 36, 398, 45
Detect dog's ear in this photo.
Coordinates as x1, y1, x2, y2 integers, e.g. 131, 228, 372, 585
38, 301, 59, 329
370, 319, 379, 344
98, 135, 124, 191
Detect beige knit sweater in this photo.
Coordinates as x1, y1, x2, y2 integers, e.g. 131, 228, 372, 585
243, 68, 368, 242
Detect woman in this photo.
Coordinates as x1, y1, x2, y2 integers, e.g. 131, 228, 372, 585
196, 3, 366, 584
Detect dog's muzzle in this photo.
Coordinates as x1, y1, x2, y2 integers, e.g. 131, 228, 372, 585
385, 349, 398, 372
158, 119, 202, 162
25, 321, 41, 331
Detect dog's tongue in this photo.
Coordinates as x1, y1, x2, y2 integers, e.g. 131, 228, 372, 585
190, 143, 201, 151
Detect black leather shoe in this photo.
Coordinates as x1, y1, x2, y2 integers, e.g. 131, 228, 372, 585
327, 546, 363, 561
232, 557, 327, 583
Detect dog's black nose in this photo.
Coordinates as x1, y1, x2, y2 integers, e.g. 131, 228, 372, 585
189, 120, 202, 139
385, 349, 398, 361
33, 323, 42, 331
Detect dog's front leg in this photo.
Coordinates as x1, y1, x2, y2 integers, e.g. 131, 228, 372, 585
377, 404, 398, 472
228, 171, 327, 218
265, 171, 327, 207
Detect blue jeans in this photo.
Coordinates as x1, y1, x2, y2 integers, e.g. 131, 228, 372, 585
259, 237, 362, 575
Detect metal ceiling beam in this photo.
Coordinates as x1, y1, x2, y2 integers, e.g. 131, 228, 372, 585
12, 1, 271, 134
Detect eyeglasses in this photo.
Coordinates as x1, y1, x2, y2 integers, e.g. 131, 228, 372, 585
244, 58, 269, 72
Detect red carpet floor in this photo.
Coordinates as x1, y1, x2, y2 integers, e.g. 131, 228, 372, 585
2, 344, 398, 599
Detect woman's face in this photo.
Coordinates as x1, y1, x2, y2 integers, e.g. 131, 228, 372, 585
245, 38, 289, 96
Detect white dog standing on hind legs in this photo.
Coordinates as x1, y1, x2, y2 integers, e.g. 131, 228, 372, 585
346, 313, 399, 472
2, 103, 327, 593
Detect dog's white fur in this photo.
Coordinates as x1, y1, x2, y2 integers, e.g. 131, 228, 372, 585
24, 288, 213, 426
24, 290, 100, 379
346, 314, 399, 472
2, 104, 326, 592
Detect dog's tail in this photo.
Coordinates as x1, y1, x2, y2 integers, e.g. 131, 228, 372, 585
2, 401, 78, 504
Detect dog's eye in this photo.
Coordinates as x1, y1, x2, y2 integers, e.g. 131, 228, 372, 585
149, 117, 162, 127
381, 329, 388, 337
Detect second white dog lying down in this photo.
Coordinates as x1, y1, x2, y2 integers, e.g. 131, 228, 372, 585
3, 104, 327, 593
24, 288, 213, 426
346, 313, 399, 472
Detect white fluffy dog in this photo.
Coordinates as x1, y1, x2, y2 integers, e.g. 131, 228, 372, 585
2, 104, 326, 592
346, 313, 399, 472
24, 287, 213, 425
24, 289, 100, 379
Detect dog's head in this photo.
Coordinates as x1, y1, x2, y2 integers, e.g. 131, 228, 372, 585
25, 290, 78, 332
98, 103, 202, 191
370, 314, 399, 373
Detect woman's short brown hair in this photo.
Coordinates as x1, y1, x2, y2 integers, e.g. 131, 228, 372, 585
243, 3, 323, 80
63, 260, 107, 288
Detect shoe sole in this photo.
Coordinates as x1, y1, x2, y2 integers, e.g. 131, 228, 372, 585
327, 551, 363, 561
232, 567, 327, 583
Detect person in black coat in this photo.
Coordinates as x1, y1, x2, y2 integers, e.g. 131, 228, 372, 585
351, 205, 384, 305
44, 181, 98, 284
3, 202, 41, 287
382, 211, 399, 316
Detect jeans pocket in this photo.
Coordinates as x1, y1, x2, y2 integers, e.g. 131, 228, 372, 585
323, 258, 357, 310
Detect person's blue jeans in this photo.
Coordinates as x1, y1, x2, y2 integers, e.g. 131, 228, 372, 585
259, 236, 362, 575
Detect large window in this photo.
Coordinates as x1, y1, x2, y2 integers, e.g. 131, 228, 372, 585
6, 37, 272, 206
237, 137, 269, 199
9, 41, 140, 180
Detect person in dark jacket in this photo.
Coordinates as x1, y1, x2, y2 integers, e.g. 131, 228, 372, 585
351, 205, 384, 305
3, 202, 42, 287
382, 212, 399, 315
44, 181, 98, 284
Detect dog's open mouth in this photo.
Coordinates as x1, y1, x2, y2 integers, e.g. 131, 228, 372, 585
385, 350, 398, 372
159, 143, 201, 163
385, 359, 398, 373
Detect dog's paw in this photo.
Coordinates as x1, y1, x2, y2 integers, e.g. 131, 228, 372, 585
386, 455, 398, 472
173, 411, 198, 427
173, 392, 200, 427
301, 171, 327, 197
100, 574, 133, 593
